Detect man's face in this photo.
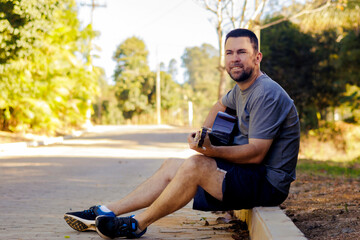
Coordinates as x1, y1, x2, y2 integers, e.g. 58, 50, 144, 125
225, 37, 258, 83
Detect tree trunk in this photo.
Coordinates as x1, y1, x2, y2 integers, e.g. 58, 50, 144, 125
218, 67, 227, 99
216, 0, 226, 99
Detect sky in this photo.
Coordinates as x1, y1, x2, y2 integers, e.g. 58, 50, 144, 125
76, 0, 220, 84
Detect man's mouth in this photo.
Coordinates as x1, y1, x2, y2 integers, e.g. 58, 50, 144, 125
231, 66, 242, 71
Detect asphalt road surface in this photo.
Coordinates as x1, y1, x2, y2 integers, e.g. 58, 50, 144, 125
0, 125, 234, 240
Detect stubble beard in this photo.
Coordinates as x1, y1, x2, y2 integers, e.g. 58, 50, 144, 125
228, 65, 254, 83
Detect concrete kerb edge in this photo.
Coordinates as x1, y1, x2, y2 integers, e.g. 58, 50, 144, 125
235, 207, 307, 240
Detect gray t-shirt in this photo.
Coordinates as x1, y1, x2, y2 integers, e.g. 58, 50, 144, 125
221, 73, 300, 194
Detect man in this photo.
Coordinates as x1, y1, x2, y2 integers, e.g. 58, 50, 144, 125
64, 28, 300, 239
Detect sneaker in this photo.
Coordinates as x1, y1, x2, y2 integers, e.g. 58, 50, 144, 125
64, 205, 115, 232
95, 215, 147, 239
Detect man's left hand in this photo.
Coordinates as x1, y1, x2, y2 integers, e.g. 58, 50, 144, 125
187, 131, 213, 156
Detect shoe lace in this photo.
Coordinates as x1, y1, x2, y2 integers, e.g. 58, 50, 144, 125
84, 206, 96, 217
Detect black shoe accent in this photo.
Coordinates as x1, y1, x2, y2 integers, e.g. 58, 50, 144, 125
64, 206, 115, 232
96, 215, 147, 239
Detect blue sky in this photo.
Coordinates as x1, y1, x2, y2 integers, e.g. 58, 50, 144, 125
77, 0, 220, 84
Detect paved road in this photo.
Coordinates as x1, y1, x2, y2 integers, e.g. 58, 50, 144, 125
0, 125, 235, 240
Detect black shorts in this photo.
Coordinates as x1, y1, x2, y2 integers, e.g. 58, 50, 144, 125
193, 159, 288, 211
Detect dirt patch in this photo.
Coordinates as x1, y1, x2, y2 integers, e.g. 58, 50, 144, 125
281, 172, 360, 240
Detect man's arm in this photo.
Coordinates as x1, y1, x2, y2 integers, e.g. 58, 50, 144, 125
188, 133, 273, 165
205, 137, 272, 164
187, 99, 272, 165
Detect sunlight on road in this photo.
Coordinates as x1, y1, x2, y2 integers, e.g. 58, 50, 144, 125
0, 125, 197, 160
0, 162, 62, 167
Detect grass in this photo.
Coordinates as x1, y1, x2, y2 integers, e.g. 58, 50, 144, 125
299, 121, 360, 162
297, 157, 360, 178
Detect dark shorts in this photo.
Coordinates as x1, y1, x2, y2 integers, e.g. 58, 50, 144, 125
193, 159, 288, 211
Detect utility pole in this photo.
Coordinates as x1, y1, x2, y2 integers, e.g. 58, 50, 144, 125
80, 0, 107, 124
80, 0, 107, 24
156, 62, 161, 125
155, 46, 161, 125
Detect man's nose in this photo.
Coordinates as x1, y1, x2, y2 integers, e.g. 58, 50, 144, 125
232, 53, 241, 62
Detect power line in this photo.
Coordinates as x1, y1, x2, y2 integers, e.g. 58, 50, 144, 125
80, 0, 107, 24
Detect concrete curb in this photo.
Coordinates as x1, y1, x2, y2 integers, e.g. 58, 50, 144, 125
235, 207, 307, 240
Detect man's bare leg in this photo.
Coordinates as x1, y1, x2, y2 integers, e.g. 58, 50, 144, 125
135, 154, 225, 230
106, 158, 184, 216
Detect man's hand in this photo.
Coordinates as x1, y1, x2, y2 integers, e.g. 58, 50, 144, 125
187, 131, 214, 156
187, 131, 199, 149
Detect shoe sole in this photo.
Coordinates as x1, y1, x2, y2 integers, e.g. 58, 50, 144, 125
96, 228, 112, 239
64, 214, 96, 232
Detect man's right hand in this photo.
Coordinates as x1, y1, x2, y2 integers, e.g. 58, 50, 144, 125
187, 131, 199, 150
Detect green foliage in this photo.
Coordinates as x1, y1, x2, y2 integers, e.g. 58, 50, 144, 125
298, 0, 360, 33
113, 37, 153, 119
181, 43, 220, 126
340, 85, 360, 117
0, 0, 56, 64
0, 0, 99, 134
336, 30, 360, 86
113, 37, 185, 124
92, 83, 124, 125
261, 20, 318, 127
311, 30, 346, 111
260, 18, 360, 129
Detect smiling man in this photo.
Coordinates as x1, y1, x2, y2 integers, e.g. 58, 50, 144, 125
64, 28, 300, 239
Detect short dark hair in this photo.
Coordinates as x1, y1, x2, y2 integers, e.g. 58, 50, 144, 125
225, 28, 259, 52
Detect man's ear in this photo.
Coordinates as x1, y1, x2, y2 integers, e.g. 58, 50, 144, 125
255, 52, 263, 65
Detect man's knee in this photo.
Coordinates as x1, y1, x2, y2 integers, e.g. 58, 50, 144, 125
181, 155, 216, 175
160, 158, 184, 181
161, 158, 184, 169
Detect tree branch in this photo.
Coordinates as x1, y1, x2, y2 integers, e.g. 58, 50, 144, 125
239, 0, 248, 28
260, 0, 332, 30
202, 0, 217, 14
245, 0, 266, 28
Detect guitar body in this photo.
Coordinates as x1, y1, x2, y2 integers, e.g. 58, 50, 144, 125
196, 109, 237, 147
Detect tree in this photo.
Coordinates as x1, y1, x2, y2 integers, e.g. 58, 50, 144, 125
196, 0, 270, 98
113, 37, 154, 120
261, 20, 316, 124
261, 16, 360, 129
181, 43, 220, 125
311, 30, 345, 113
113, 37, 186, 124
336, 30, 360, 86
294, 0, 360, 34
0, 0, 99, 134
337, 30, 360, 122
167, 59, 178, 82
196, 0, 344, 99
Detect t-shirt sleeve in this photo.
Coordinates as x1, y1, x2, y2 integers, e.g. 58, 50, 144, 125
248, 90, 292, 139
221, 85, 237, 110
